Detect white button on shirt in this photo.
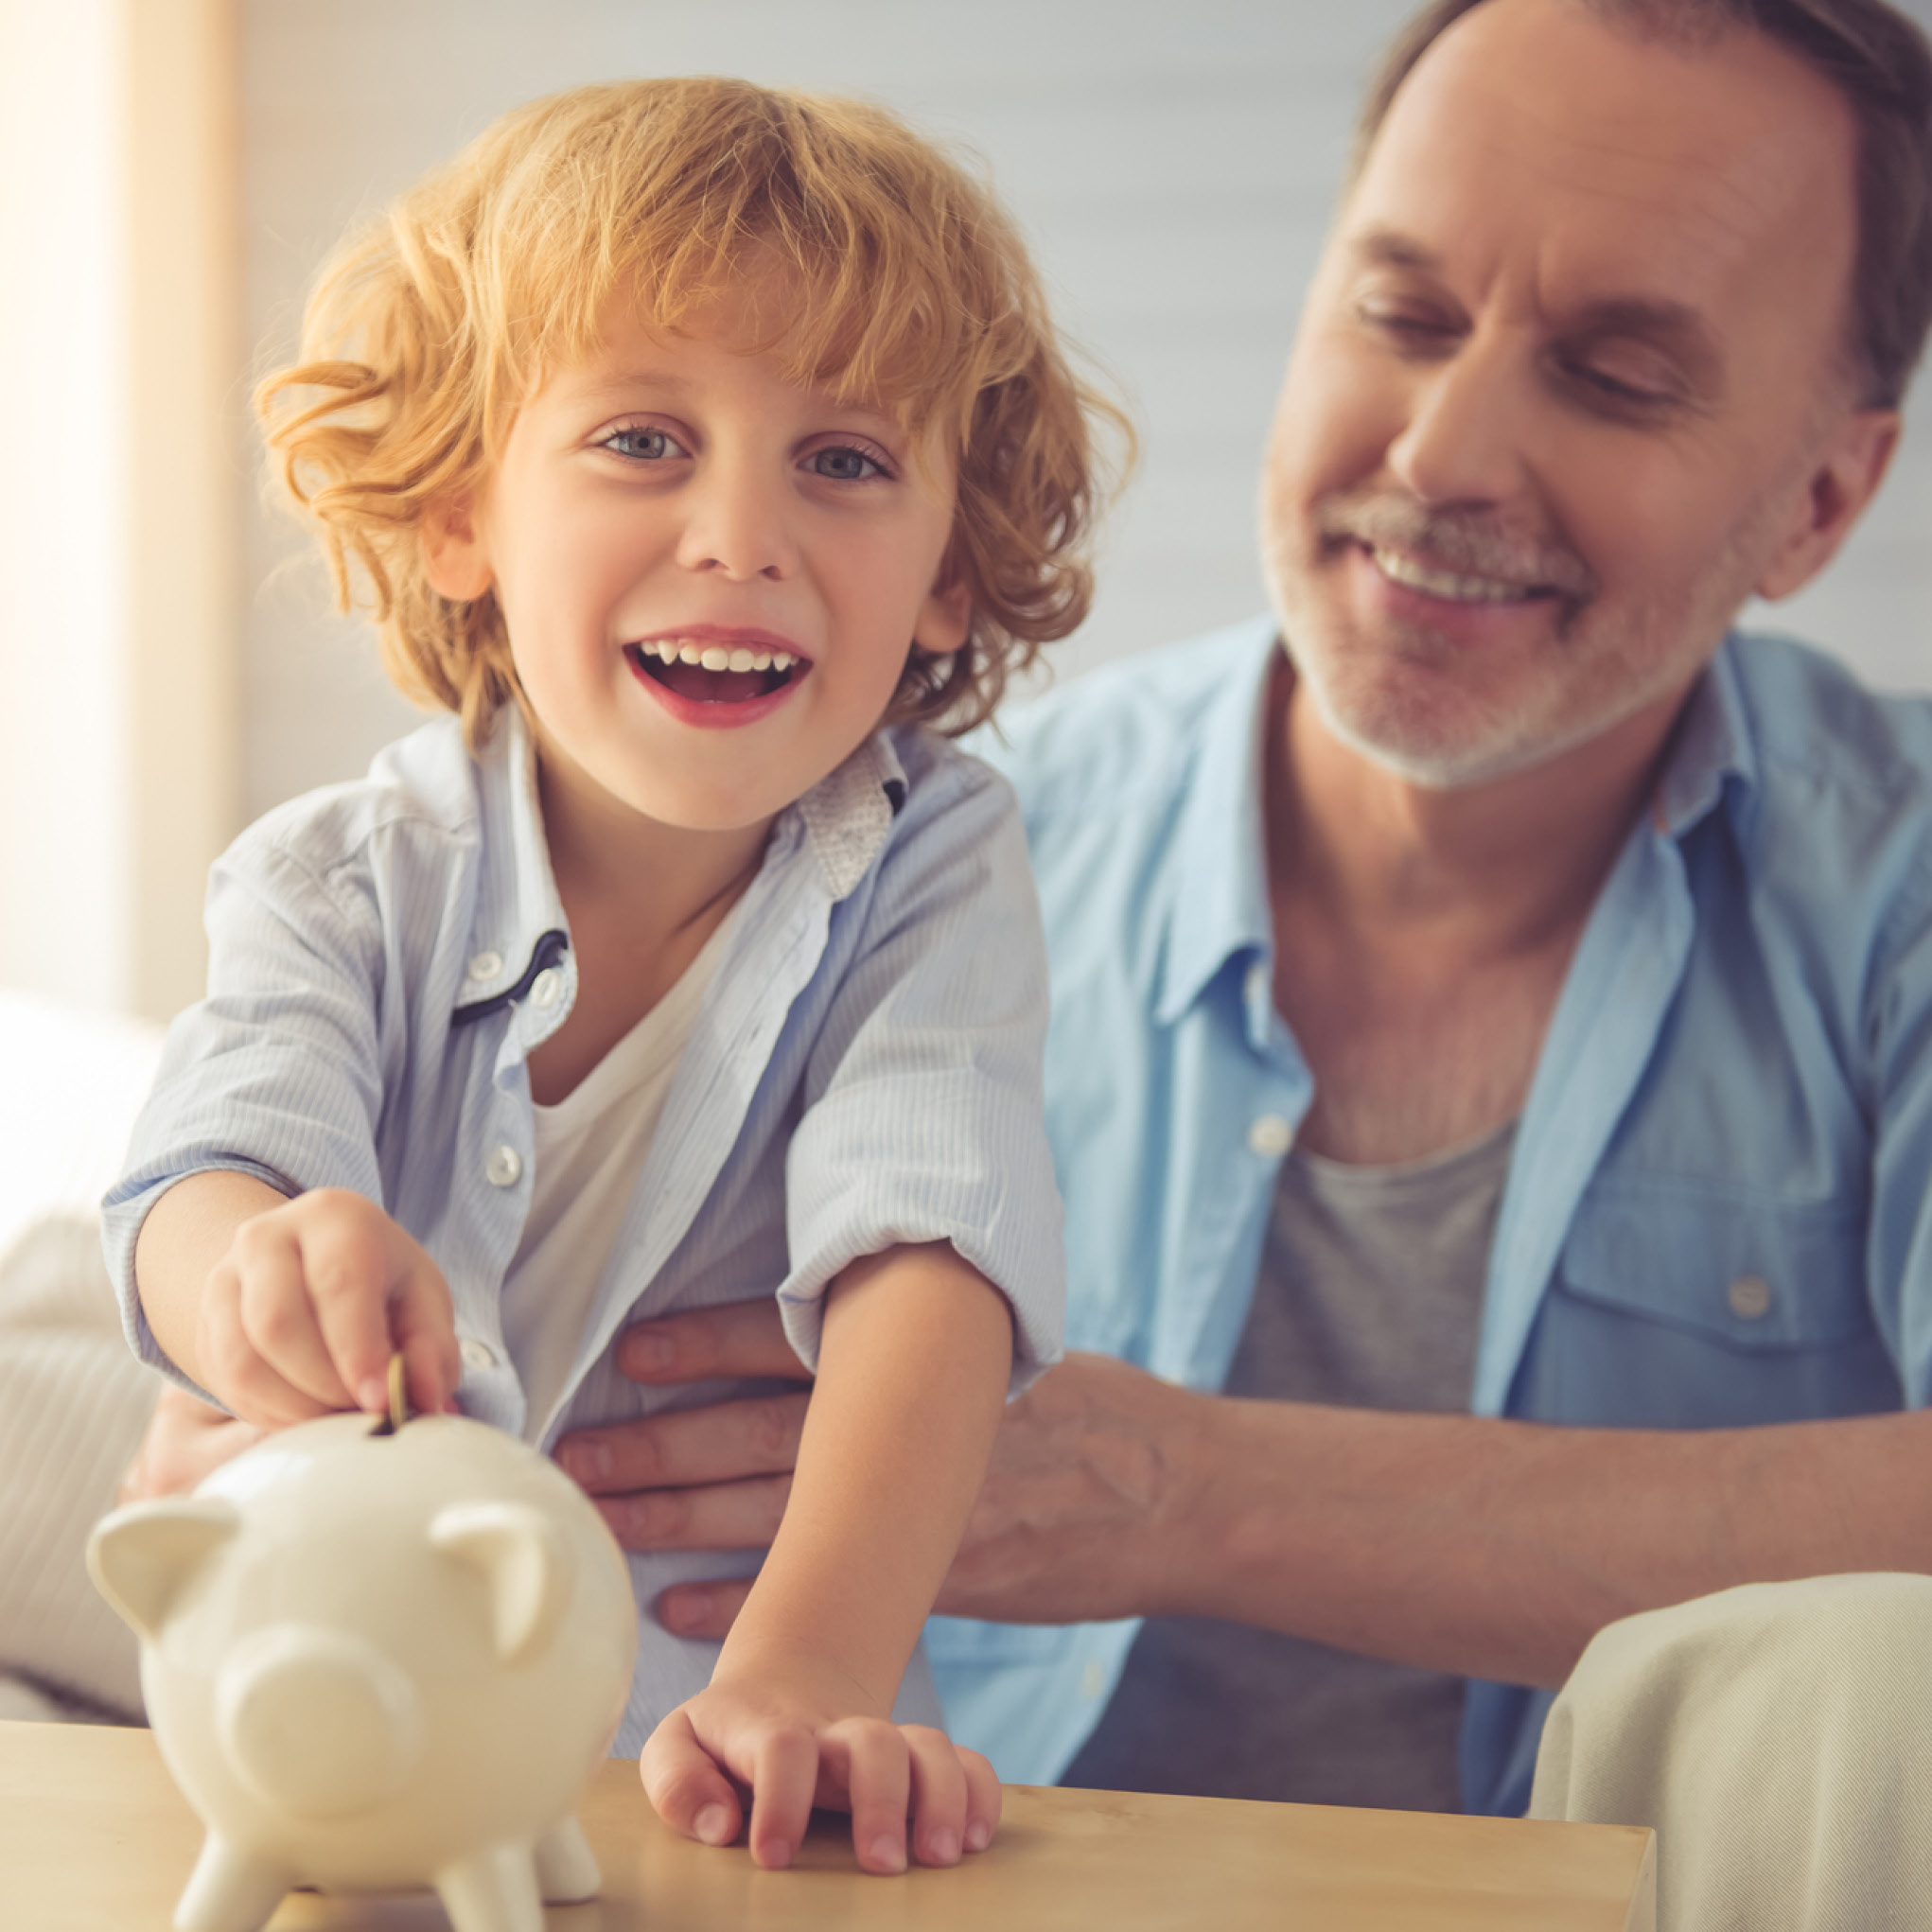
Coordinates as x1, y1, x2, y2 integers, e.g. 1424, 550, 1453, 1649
530, 966, 564, 1010
460, 1337, 498, 1372
484, 1145, 523, 1187
466, 950, 503, 982
1728, 1273, 1773, 1320
1248, 1115, 1295, 1159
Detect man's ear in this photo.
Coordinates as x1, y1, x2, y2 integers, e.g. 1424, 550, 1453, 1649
421, 496, 495, 604
912, 572, 974, 659
1756, 407, 1900, 602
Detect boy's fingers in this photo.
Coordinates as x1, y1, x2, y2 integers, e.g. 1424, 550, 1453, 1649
390, 1262, 462, 1414
639, 1711, 743, 1849
748, 1729, 819, 1871
830, 1719, 910, 1876
902, 1726, 968, 1867
297, 1210, 402, 1412
959, 1747, 1002, 1853
615, 1300, 809, 1387
234, 1232, 355, 1410
652, 1578, 755, 1641
201, 1258, 336, 1428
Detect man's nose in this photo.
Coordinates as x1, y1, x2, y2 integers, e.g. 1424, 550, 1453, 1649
674, 457, 798, 582
1383, 329, 1530, 507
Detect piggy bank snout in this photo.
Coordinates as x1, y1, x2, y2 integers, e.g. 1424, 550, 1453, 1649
217, 1625, 425, 1820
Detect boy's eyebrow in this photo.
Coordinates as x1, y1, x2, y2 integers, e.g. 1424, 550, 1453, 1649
566, 367, 906, 433
568, 369, 696, 399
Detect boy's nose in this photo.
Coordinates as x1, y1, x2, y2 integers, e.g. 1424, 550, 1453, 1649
675, 465, 799, 582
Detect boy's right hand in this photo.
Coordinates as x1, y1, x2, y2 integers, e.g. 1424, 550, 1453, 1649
195, 1187, 462, 1430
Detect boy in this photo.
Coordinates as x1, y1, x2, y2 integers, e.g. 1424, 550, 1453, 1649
104, 78, 1119, 1876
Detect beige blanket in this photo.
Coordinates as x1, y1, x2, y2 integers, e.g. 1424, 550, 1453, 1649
1532, 1572, 1932, 1932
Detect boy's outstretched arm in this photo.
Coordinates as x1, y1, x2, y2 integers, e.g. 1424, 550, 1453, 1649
135, 1171, 462, 1427
639, 1239, 1012, 1875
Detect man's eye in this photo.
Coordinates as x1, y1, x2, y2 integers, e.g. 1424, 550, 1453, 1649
805, 445, 887, 483
1560, 359, 1679, 415
602, 426, 683, 461
1356, 302, 1460, 350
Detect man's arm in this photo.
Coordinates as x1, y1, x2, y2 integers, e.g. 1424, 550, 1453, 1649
553, 1298, 1932, 1689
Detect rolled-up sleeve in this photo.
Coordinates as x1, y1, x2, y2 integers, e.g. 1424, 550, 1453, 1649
101, 830, 390, 1385
777, 760, 1065, 1394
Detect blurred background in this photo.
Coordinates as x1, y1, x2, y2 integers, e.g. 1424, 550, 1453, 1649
4, 0, 1928, 1023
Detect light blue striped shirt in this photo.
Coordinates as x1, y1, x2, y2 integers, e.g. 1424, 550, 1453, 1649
104, 707, 1063, 1749
933, 616, 1932, 1815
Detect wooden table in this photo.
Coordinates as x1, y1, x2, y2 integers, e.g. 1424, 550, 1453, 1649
2, 1720, 1654, 1931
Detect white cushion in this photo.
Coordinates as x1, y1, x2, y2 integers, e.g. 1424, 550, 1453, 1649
0, 992, 168, 1717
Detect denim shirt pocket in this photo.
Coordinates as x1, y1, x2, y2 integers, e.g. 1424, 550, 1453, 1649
1512, 1180, 1902, 1427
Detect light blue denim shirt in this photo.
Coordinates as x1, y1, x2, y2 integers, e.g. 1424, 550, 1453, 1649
104, 707, 1063, 1752
938, 614, 1932, 1816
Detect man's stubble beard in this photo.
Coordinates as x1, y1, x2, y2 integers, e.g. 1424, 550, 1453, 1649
1258, 474, 1792, 793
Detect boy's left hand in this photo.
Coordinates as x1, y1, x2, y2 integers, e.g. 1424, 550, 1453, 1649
640, 1665, 1001, 1874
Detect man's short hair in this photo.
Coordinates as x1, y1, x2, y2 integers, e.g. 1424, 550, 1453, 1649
1353, 0, 1932, 409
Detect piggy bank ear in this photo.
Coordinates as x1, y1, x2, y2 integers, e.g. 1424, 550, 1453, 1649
430, 1501, 571, 1666
87, 1498, 240, 1642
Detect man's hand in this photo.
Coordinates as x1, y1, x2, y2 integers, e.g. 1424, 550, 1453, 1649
554, 1298, 1205, 1641
118, 1385, 263, 1505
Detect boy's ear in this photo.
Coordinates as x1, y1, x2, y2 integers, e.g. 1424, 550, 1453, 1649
421, 496, 495, 604
913, 573, 973, 659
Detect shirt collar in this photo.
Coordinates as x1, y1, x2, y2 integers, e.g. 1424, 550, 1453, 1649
1155, 617, 1282, 1026
454, 706, 571, 1021
1651, 633, 1758, 839
1150, 622, 1760, 1027
456, 710, 909, 1016
795, 730, 908, 900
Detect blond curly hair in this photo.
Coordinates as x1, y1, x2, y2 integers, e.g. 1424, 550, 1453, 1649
257, 78, 1130, 745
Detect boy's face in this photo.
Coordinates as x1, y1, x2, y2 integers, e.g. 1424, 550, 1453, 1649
425, 285, 969, 834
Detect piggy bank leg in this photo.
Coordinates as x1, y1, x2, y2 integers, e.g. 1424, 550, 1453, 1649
534, 1813, 601, 1902
173, 1832, 291, 1932
433, 1841, 544, 1932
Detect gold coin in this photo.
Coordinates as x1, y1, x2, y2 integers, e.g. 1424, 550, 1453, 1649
387, 1351, 409, 1434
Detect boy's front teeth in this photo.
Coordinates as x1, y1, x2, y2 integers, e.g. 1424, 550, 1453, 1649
647, 640, 794, 674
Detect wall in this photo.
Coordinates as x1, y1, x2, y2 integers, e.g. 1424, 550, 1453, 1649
0, 0, 240, 1020
235, 0, 1929, 814
0, 0, 130, 1010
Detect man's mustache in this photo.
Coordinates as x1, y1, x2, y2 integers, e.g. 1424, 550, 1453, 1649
1310, 491, 1600, 604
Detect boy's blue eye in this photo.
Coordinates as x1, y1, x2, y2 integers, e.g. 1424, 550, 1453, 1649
806, 446, 885, 482
604, 427, 681, 461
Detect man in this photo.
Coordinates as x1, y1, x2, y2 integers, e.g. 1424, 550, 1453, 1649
134, 0, 1932, 1821
539, 0, 1932, 1819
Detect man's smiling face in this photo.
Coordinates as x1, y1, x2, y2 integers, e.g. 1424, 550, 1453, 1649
1262, 0, 1889, 789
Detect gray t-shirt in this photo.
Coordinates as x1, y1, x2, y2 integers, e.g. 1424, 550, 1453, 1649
1062, 1119, 1516, 1811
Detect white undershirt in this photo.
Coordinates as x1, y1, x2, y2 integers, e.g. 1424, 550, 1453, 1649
500, 915, 733, 1443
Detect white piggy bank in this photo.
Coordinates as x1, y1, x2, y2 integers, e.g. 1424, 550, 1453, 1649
87, 1411, 637, 1932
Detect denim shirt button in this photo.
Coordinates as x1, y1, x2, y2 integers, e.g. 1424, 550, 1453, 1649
1727, 1273, 1773, 1321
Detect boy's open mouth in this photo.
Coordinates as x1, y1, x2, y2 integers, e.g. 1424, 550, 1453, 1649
625, 638, 807, 705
